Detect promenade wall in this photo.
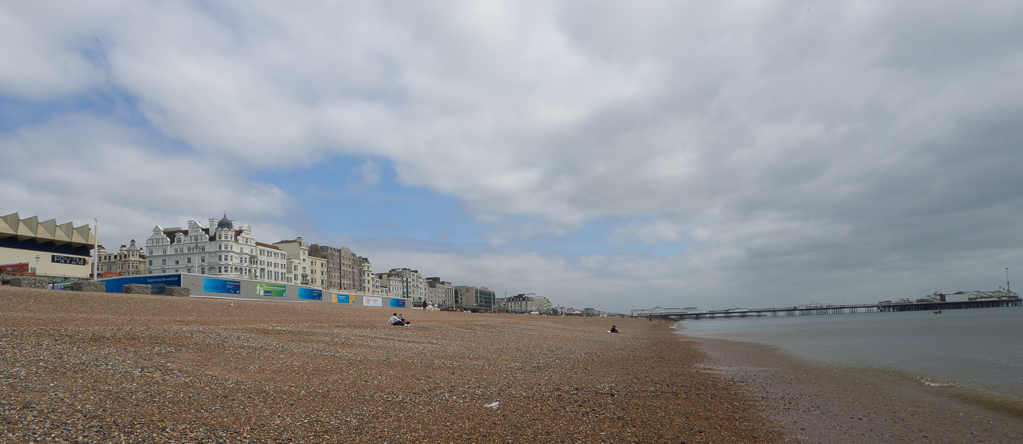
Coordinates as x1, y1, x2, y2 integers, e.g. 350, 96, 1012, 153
97, 273, 411, 308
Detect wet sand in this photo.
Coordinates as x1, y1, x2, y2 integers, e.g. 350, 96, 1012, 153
1, 287, 782, 443
683, 333, 1023, 443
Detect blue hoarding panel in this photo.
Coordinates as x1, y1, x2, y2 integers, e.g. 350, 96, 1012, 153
103, 274, 182, 293
389, 298, 406, 308
298, 288, 322, 300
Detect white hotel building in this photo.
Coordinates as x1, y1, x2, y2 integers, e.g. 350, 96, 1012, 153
145, 215, 289, 283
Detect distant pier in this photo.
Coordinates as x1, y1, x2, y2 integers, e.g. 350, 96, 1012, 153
876, 298, 1021, 313
639, 297, 1022, 320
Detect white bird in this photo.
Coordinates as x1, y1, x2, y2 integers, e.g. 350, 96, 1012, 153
483, 400, 500, 409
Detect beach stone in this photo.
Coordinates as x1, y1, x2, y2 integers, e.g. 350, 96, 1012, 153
9, 277, 47, 288
71, 281, 105, 292
163, 286, 190, 296
123, 284, 152, 294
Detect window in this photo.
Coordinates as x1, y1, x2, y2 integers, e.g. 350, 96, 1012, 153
148, 260, 153, 266
186, 258, 191, 264
161, 259, 166, 265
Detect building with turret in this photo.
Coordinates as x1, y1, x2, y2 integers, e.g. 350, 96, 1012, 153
96, 239, 146, 277
145, 215, 288, 283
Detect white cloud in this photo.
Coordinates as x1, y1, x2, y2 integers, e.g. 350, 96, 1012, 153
0, 114, 293, 245
607, 219, 685, 248
349, 159, 380, 188
0, 4, 106, 99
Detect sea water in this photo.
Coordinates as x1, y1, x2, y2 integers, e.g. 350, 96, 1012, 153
677, 306, 1023, 404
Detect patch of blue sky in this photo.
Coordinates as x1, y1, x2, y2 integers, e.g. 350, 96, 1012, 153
265, 155, 481, 244
0, 93, 99, 132
1, 41, 109, 131
0, 84, 197, 156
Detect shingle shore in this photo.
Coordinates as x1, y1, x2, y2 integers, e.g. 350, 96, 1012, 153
686, 332, 1023, 443
0, 287, 783, 443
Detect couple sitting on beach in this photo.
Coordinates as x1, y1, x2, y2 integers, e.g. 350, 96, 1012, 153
387, 313, 411, 327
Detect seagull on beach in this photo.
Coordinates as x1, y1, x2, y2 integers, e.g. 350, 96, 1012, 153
483, 400, 500, 409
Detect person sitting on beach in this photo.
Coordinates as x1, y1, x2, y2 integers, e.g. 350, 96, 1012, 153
387, 313, 404, 326
399, 313, 411, 326
609, 325, 619, 333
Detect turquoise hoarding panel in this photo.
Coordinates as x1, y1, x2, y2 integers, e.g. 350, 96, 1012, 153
201, 278, 240, 294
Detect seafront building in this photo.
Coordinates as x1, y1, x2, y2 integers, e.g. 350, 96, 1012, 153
0, 213, 96, 279
309, 244, 372, 293
533, 295, 552, 314
426, 277, 455, 307
308, 244, 341, 290
505, 294, 535, 313
375, 268, 428, 304
503, 293, 554, 314
308, 254, 327, 289
3, 210, 565, 313
273, 238, 312, 285
145, 215, 289, 283
96, 239, 146, 277
454, 286, 496, 311
362, 258, 381, 294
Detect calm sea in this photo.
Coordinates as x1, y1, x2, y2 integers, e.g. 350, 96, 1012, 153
677, 306, 1023, 410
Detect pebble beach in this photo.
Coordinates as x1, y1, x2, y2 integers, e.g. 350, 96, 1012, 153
6, 287, 1020, 443
1, 287, 782, 443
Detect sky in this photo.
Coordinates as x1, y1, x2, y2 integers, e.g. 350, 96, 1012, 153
2, 1, 1022, 313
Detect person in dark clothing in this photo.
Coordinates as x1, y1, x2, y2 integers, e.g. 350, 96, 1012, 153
609, 325, 619, 333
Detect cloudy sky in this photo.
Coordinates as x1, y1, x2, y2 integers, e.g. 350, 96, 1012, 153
2, 1, 1021, 312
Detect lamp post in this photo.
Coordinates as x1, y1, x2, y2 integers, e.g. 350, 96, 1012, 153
35, 254, 40, 276
92, 218, 98, 279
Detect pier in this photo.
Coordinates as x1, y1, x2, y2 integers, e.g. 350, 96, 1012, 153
637, 297, 1022, 320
